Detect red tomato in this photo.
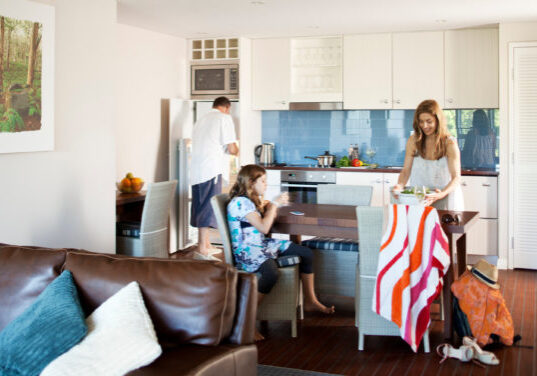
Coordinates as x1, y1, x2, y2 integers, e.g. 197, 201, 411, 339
351, 159, 362, 167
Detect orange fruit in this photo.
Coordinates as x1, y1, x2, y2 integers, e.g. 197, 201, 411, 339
121, 178, 132, 188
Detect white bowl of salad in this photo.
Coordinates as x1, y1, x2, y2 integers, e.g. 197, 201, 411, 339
393, 186, 431, 205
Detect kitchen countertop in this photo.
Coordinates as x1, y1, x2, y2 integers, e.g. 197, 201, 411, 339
262, 165, 499, 177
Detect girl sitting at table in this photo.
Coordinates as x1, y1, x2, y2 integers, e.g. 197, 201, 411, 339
227, 164, 334, 339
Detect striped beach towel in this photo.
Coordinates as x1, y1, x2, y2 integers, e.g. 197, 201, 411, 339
372, 204, 450, 352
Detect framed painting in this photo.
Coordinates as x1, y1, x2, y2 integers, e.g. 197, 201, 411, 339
0, 0, 54, 153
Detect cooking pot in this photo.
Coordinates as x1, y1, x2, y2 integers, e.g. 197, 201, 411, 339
304, 151, 335, 167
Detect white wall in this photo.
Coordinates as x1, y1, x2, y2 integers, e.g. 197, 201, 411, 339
239, 37, 261, 166
115, 24, 186, 183
498, 22, 537, 269
0, 0, 116, 252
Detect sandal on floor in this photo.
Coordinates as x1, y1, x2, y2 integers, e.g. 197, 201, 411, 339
463, 336, 500, 366
436, 343, 474, 363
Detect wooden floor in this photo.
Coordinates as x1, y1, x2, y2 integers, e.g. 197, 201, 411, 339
256, 269, 536, 376
171, 250, 536, 375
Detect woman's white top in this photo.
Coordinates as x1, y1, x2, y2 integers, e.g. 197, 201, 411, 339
409, 152, 464, 211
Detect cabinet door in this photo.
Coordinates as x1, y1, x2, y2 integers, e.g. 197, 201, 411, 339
392, 31, 444, 109
336, 172, 384, 207
466, 218, 498, 255
265, 169, 281, 186
445, 29, 498, 109
343, 34, 392, 109
252, 38, 290, 110
460, 176, 497, 218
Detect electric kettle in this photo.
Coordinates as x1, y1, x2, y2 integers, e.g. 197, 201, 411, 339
254, 143, 275, 165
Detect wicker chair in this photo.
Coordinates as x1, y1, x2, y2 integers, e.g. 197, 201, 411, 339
116, 180, 177, 258
303, 185, 372, 298
355, 206, 430, 352
211, 194, 301, 338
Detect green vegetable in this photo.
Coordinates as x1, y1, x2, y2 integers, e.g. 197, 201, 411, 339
336, 156, 350, 167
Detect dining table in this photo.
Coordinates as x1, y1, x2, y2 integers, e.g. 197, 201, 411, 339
271, 202, 479, 340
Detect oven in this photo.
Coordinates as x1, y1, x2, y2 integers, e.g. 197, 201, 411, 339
280, 170, 336, 204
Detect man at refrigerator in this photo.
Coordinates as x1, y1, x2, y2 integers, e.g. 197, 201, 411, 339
190, 96, 239, 260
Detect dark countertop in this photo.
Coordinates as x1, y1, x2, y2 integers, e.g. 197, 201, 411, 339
262, 165, 499, 177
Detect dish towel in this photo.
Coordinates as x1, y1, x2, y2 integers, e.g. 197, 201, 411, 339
372, 204, 450, 352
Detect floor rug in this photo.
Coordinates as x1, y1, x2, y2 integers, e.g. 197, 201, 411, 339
257, 365, 343, 376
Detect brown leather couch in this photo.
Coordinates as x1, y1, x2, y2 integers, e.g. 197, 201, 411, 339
0, 244, 258, 375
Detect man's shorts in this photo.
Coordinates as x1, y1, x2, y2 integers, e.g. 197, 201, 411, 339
190, 175, 222, 228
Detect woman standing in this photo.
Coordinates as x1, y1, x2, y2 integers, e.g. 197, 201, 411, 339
393, 99, 464, 210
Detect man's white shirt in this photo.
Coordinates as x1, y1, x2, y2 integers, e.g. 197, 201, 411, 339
190, 109, 237, 185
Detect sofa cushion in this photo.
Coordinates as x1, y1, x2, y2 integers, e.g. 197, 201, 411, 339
0, 245, 66, 331
42, 281, 162, 376
0, 270, 87, 376
64, 252, 238, 346
126, 344, 258, 376
302, 237, 359, 252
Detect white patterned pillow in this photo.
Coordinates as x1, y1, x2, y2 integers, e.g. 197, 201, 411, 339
41, 281, 162, 376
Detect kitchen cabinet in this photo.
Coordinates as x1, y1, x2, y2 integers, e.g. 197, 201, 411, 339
344, 31, 444, 110
343, 34, 392, 109
336, 171, 398, 206
290, 36, 343, 102
444, 28, 499, 109
460, 176, 498, 255
392, 31, 444, 109
251, 38, 290, 110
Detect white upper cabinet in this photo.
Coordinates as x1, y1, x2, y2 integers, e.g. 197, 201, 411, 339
392, 31, 444, 109
251, 38, 290, 110
290, 36, 343, 102
444, 28, 499, 109
343, 34, 392, 109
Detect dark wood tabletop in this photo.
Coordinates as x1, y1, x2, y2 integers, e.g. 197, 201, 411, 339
116, 191, 146, 206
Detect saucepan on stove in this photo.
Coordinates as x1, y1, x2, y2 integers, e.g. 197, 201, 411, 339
304, 151, 336, 167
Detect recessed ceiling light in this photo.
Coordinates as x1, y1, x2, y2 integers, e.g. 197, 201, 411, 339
250, 1, 265, 5
435, 19, 447, 23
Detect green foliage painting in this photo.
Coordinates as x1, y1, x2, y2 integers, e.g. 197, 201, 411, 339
0, 15, 42, 133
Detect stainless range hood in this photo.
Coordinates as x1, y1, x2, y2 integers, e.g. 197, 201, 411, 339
289, 102, 343, 111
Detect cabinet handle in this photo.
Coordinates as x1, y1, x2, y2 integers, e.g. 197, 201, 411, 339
384, 179, 391, 184
381, 99, 389, 104
461, 182, 467, 186
447, 98, 454, 104
482, 183, 491, 187
394, 99, 401, 104
279, 101, 287, 104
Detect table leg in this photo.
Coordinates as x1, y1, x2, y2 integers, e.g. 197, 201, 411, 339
290, 235, 302, 244
443, 234, 454, 340
456, 233, 467, 278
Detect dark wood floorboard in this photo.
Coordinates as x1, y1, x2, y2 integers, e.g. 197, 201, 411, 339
170, 250, 535, 375
254, 270, 537, 376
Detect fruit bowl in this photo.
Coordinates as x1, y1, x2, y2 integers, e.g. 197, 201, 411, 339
392, 186, 430, 206
117, 175, 144, 193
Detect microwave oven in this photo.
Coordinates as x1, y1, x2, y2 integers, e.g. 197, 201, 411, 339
191, 63, 239, 99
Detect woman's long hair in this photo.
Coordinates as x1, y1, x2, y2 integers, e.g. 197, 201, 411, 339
229, 164, 266, 214
412, 99, 450, 159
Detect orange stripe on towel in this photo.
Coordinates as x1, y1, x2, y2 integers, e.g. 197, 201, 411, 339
409, 207, 433, 273
380, 205, 398, 252
391, 265, 410, 327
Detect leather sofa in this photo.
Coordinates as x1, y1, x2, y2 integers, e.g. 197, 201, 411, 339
0, 244, 258, 375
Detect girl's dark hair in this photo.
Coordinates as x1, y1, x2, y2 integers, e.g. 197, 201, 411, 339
229, 164, 266, 213
472, 109, 492, 136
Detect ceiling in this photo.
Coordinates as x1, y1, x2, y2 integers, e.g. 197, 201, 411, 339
117, 0, 537, 39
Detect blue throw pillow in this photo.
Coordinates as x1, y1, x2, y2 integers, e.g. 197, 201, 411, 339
0, 270, 87, 376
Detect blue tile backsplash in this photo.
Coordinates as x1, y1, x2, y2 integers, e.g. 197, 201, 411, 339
262, 109, 499, 170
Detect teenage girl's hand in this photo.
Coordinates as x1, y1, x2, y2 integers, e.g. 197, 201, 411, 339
273, 192, 290, 207
391, 184, 404, 199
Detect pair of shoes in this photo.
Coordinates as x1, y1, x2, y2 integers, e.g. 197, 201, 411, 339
193, 252, 220, 261
436, 343, 474, 364
463, 336, 500, 365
